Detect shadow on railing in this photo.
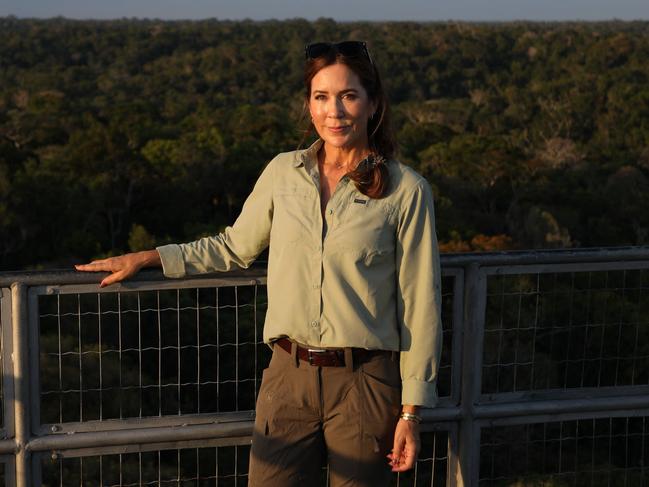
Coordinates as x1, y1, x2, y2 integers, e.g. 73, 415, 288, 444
1, 246, 649, 486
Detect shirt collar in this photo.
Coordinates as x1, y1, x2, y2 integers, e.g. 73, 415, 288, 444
292, 138, 323, 168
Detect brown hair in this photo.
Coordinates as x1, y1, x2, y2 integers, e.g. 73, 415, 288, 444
303, 43, 396, 198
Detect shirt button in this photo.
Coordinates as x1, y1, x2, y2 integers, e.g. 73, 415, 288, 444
310, 320, 319, 327
328, 209, 334, 215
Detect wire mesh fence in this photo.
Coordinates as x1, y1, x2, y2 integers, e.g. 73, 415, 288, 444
479, 415, 649, 486
40, 430, 449, 487
482, 269, 649, 395
3, 249, 649, 486
42, 444, 252, 487
38, 284, 269, 424
29, 273, 457, 485
394, 430, 450, 487
37, 275, 456, 427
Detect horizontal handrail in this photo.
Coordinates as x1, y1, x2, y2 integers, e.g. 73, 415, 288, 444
2, 246, 649, 287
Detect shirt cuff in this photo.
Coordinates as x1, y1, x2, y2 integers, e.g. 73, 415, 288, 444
401, 378, 438, 408
156, 244, 186, 278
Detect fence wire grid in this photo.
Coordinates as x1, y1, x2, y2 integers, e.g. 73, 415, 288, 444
38, 285, 268, 424
480, 415, 649, 486
482, 269, 649, 394
37, 276, 456, 427
41, 430, 448, 487
42, 444, 251, 487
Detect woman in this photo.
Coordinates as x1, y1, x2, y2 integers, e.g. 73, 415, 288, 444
77, 41, 442, 487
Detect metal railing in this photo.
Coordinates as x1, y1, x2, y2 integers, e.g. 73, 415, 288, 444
1, 246, 649, 486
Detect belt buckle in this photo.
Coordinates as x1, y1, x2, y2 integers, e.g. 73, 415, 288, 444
307, 348, 327, 365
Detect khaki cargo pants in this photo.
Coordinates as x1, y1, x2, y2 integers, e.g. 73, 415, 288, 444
248, 341, 401, 487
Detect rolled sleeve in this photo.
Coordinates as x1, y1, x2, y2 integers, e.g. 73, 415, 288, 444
396, 180, 443, 408
157, 158, 275, 278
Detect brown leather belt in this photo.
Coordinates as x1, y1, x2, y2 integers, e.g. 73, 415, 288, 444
274, 337, 387, 367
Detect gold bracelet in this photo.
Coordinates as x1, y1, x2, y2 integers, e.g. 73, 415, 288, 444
399, 412, 422, 423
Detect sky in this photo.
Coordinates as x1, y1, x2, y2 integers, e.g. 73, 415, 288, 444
2, 0, 649, 22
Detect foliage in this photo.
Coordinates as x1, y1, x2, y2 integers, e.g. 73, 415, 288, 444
1, 17, 649, 269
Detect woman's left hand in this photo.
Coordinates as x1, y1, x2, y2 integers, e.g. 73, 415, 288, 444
387, 418, 420, 472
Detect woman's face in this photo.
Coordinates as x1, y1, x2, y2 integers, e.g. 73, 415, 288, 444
308, 63, 376, 152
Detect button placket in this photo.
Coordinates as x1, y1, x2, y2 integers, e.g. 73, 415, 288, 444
326, 178, 350, 232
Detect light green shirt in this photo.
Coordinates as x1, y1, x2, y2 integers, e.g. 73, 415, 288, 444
157, 139, 442, 407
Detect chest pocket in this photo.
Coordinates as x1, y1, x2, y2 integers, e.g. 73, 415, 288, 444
334, 194, 396, 256
272, 187, 313, 245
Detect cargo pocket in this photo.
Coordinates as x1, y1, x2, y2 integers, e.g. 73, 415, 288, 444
254, 366, 277, 437
358, 355, 401, 455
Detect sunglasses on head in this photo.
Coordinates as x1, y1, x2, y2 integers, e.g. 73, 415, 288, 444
304, 41, 374, 66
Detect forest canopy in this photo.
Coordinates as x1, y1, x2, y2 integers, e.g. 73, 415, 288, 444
1, 17, 649, 270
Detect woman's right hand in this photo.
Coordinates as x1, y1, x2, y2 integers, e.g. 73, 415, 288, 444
75, 249, 161, 288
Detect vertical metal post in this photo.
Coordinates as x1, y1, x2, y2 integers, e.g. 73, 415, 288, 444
455, 263, 487, 487
450, 270, 465, 406
446, 422, 460, 487
1, 288, 16, 445
11, 283, 31, 487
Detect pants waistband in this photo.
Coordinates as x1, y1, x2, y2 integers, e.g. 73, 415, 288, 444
274, 337, 393, 367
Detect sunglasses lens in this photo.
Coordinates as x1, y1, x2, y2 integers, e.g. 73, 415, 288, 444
305, 41, 370, 62
336, 41, 366, 58
306, 42, 332, 59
